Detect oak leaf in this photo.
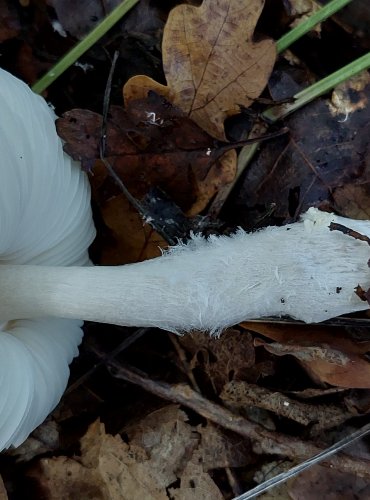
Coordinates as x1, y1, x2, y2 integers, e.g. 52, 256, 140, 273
124, 0, 276, 141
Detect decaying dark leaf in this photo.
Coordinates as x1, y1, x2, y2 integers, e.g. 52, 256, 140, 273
231, 79, 370, 226
0, 1, 20, 43
57, 92, 238, 215
50, 0, 122, 39
178, 329, 256, 393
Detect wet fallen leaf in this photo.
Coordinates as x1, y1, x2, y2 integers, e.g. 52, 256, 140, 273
0, 1, 20, 42
319, 0, 370, 45
57, 93, 243, 262
49, 0, 122, 39
57, 93, 237, 217
243, 323, 370, 388
124, 0, 276, 141
232, 76, 370, 224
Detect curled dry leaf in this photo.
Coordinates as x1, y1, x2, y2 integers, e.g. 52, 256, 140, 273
124, 0, 276, 141
243, 323, 370, 389
31, 408, 252, 499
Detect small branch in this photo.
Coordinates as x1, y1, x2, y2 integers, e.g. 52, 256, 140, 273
233, 422, 370, 500
220, 381, 352, 435
107, 361, 370, 479
329, 222, 370, 247
65, 328, 149, 395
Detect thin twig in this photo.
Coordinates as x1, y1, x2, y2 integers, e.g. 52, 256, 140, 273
66, 328, 149, 395
32, 0, 140, 94
106, 361, 370, 479
233, 422, 370, 499
99, 54, 176, 244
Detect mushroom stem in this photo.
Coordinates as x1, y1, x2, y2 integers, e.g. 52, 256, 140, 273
1, 208, 370, 334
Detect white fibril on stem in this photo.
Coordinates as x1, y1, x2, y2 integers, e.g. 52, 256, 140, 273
1, 68, 370, 450
2, 212, 370, 332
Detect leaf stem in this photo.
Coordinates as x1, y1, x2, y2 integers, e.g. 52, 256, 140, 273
276, 0, 353, 53
32, 0, 140, 94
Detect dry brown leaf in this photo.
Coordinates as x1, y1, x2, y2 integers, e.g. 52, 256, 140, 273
197, 424, 252, 470
168, 451, 224, 500
124, 406, 199, 487
332, 183, 370, 220
124, 0, 276, 141
243, 323, 370, 388
29, 408, 249, 499
32, 420, 168, 500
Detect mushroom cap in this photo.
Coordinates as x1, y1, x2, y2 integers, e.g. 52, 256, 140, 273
0, 69, 95, 449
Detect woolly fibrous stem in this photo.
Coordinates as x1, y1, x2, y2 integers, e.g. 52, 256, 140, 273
0, 208, 370, 336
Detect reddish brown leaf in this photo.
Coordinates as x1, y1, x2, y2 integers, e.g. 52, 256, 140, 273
57, 93, 237, 214
243, 323, 370, 388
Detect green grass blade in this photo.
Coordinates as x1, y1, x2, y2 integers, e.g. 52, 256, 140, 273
263, 51, 370, 122
276, 0, 353, 53
32, 0, 140, 94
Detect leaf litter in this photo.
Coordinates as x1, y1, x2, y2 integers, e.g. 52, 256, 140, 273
2, 0, 370, 498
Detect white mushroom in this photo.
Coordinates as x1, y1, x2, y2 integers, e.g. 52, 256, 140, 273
1, 68, 370, 450
0, 68, 95, 450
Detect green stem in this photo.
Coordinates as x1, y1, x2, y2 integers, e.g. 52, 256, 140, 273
32, 0, 140, 94
276, 0, 353, 53
263, 51, 370, 122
